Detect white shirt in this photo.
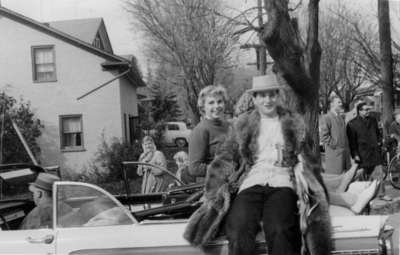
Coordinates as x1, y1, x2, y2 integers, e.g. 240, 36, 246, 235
239, 116, 294, 193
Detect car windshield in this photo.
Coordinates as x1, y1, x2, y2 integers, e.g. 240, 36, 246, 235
56, 183, 134, 228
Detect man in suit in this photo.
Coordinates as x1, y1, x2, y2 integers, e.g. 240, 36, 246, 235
320, 96, 351, 174
347, 102, 382, 180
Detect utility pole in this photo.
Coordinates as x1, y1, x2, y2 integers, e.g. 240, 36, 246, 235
256, 0, 266, 75
240, 0, 271, 74
378, 0, 394, 136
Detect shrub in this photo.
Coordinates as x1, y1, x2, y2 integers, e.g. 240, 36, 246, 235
0, 92, 43, 164
92, 136, 143, 183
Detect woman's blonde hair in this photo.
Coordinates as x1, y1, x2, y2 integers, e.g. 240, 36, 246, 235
173, 151, 189, 165
197, 85, 228, 115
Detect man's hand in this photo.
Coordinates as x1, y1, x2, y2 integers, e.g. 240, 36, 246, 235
354, 156, 361, 163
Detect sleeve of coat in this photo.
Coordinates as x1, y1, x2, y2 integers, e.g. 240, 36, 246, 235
151, 151, 167, 176
320, 114, 335, 149
375, 118, 382, 144
346, 122, 359, 159
204, 126, 240, 198
188, 125, 209, 177
389, 122, 400, 141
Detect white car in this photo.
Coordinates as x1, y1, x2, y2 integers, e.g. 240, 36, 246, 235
147, 121, 191, 147
0, 164, 395, 255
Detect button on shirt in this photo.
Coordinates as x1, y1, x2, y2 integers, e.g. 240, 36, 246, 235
239, 116, 294, 193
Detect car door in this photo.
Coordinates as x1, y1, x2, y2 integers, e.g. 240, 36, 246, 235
0, 213, 56, 254
54, 182, 207, 255
0, 228, 56, 254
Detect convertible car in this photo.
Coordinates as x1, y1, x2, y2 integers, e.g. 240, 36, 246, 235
0, 163, 395, 255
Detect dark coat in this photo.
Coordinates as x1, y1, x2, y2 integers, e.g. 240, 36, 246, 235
346, 116, 382, 168
184, 108, 332, 255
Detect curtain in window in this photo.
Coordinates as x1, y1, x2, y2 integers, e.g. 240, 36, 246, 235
62, 117, 82, 147
35, 48, 55, 81
63, 118, 81, 133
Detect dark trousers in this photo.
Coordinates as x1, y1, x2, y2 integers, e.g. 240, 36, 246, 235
225, 185, 301, 255
361, 165, 379, 181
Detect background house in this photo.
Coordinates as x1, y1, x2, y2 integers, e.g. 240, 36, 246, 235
0, 6, 145, 176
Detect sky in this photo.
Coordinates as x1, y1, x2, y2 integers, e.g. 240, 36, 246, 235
2, 0, 400, 72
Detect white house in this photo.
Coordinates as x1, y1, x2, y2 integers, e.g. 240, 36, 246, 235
0, 6, 145, 176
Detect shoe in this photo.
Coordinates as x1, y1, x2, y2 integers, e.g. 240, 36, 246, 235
350, 180, 380, 214
380, 194, 393, 201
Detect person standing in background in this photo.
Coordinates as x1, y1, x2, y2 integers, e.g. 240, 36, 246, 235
320, 96, 351, 174
347, 102, 382, 180
137, 136, 168, 193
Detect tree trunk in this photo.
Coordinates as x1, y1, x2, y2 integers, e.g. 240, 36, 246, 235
378, 0, 394, 136
262, 0, 321, 156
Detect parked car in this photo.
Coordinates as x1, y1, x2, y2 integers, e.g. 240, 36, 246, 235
163, 121, 191, 147
0, 163, 394, 255
146, 121, 192, 147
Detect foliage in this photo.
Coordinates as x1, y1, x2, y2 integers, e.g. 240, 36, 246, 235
142, 64, 183, 148
0, 92, 43, 164
149, 84, 182, 123
125, 0, 238, 122
92, 136, 143, 183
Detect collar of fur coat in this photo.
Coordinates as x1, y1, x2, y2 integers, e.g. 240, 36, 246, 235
234, 106, 306, 167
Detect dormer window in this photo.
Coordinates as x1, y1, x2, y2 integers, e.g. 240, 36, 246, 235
32, 45, 57, 82
93, 34, 104, 50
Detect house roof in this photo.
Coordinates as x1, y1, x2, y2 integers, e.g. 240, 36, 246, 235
0, 6, 145, 87
47, 18, 103, 45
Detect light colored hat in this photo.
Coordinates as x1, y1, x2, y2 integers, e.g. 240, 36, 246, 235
247, 74, 284, 93
30, 172, 60, 192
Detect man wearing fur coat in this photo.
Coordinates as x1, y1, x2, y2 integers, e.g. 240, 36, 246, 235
184, 74, 332, 255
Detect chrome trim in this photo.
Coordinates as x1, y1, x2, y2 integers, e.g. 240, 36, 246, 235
331, 250, 379, 255
379, 227, 394, 255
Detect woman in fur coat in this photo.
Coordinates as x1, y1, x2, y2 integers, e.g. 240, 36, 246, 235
184, 74, 332, 255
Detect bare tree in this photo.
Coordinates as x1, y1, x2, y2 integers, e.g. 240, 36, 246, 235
125, 0, 238, 123
333, 1, 399, 133
319, 3, 368, 112
319, 10, 345, 112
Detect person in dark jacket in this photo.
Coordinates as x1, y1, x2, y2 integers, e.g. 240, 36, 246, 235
346, 102, 382, 180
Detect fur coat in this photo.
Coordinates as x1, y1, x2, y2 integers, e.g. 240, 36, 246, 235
184, 108, 332, 255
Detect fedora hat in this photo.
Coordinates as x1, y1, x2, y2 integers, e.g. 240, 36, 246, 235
248, 74, 285, 93
30, 173, 60, 192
